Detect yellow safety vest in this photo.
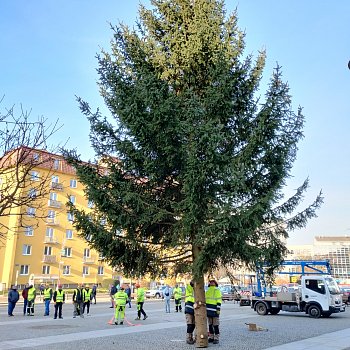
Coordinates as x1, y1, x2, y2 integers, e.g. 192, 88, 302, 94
56, 290, 65, 302
44, 288, 52, 299
114, 290, 128, 306
28, 287, 36, 301
83, 288, 92, 302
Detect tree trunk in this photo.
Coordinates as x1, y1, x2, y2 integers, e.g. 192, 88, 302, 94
193, 245, 208, 348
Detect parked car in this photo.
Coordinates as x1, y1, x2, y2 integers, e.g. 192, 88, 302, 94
145, 287, 164, 299
340, 287, 350, 305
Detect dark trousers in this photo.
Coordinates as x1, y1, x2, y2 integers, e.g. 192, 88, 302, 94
27, 300, 35, 315
83, 301, 90, 315
23, 299, 28, 315
137, 302, 146, 318
54, 302, 63, 318
8, 301, 16, 315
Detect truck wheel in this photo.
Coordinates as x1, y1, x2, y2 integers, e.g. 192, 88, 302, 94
270, 308, 280, 315
256, 302, 268, 316
155, 293, 160, 299
308, 305, 321, 318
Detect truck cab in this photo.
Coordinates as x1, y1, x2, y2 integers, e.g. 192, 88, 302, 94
252, 275, 345, 318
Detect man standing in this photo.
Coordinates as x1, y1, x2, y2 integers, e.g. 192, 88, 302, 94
72, 284, 84, 318
184, 281, 195, 344
205, 279, 222, 344
21, 284, 29, 316
53, 284, 65, 319
163, 284, 172, 313
109, 282, 118, 308
43, 284, 53, 316
135, 283, 148, 320
113, 286, 128, 325
91, 284, 97, 304
26, 284, 36, 316
8, 285, 20, 316
173, 284, 183, 312
125, 284, 132, 308
82, 284, 92, 316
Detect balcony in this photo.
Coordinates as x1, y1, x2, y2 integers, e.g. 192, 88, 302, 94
42, 255, 57, 263
51, 182, 63, 191
48, 199, 62, 208
46, 218, 59, 226
44, 236, 58, 244
83, 256, 95, 264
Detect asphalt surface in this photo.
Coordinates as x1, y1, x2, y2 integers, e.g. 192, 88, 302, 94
1, 296, 350, 349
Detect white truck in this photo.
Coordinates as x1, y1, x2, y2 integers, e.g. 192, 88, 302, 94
251, 274, 345, 318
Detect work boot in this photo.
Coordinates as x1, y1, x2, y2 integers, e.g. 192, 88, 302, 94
120, 321, 123, 325
208, 336, 214, 343
186, 333, 195, 345
115, 321, 119, 325
135, 317, 140, 320
143, 315, 148, 320
213, 335, 219, 344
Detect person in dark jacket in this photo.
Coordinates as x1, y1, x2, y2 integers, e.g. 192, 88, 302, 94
91, 284, 97, 304
72, 284, 84, 318
8, 285, 20, 316
21, 283, 29, 315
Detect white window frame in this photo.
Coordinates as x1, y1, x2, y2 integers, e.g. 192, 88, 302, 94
20, 265, 29, 275
66, 229, 73, 239
82, 266, 89, 275
53, 159, 60, 170
52, 175, 59, 183
49, 192, 58, 201
62, 265, 71, 275
28, 188, 37, 198
63, 247, 72, 257
47, 210, 55, 219
87, 200, 94, 209
70, 179, 77, 188
45, 227, 54, 238
44, 246, 52, 255
97, 266, 104, 275
22, 244, 32, 255
30, 171, 39, 181
83, 248, 90, 258
69, 195, 76, 204
27, 207, 36, 217
67, 212, 74, 222
24, 226, 34, 236
42, 265, 50, 274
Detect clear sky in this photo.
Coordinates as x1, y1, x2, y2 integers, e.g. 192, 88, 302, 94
1, 1, 349, 245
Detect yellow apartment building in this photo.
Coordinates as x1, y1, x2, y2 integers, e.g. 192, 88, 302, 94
0, 147, 114, 290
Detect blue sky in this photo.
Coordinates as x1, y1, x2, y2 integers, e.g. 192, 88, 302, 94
1, 1, 349, 245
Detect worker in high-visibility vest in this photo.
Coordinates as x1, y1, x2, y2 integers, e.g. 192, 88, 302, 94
185, 281, 195, 344
82, 284, 92, 316
72, 284, 84, 318
43, 284, 53, 316
53, 284, 65, 319
205, 279, 222, 344
113, 286, 128, 325
173, 284, 183, 312
26, 284, 36, 316
135, 284, 148, 320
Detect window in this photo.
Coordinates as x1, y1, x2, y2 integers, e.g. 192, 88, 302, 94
83, 266, 89, 275
100, 217, 106, 226
44, 246, 52, 255
98, 266, 104, 275
87, 200, 94, 209
67, 212, 74, 222
53, 159, 60, 170
66, 229, 73, 239
22, 244, 32, 255
83, 248, 90, 258
62, 247, 72, 257
24, 226, 34, 236
47, 210, 55, 219
28, 188, 37, 198
62, 265, 70, 275
52, 175, 59, 183
27, 207, 36, 217
30, 171, 39, 181
46, 228, 54, 238
70, 179, 77, 188
20, 265, 29, 275
86, 234, 92, 242
69, 195, 76, 204
33, 153, 40, 162
42, 265, 50, 274
49, 192, 57, 201
305, 279, 326, 294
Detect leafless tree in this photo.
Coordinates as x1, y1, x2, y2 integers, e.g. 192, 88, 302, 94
0, 97, 61, 242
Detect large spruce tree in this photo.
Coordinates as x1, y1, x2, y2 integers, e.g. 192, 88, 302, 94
65, 0, 322, 346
